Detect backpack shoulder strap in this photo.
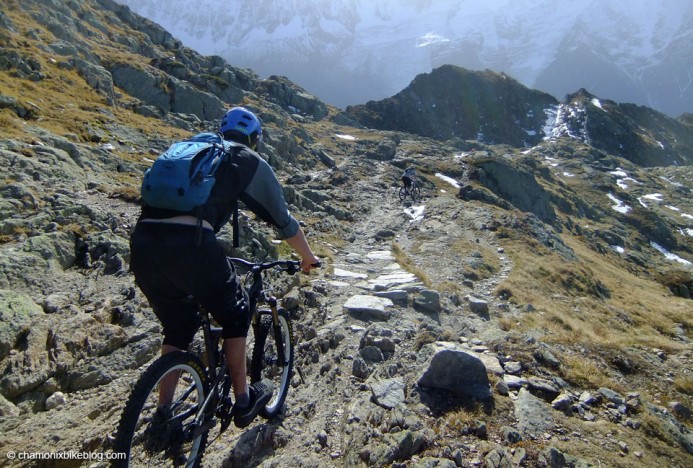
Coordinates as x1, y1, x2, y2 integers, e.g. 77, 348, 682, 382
219, 135, 242, 248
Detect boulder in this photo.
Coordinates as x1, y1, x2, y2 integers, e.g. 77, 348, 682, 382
417, 343, 491, 399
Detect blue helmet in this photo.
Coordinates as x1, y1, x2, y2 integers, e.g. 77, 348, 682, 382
219, 107, 262, 148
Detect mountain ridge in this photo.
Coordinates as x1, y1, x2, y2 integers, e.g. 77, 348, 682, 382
345, 65, 693, 167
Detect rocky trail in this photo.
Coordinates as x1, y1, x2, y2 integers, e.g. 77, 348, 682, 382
1, 156, 516, 467
2, 156, 691, 468
201, 159, 519, 466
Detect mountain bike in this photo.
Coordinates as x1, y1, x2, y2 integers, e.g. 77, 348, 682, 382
112, 257, 304, 467
399, 179, 421, 202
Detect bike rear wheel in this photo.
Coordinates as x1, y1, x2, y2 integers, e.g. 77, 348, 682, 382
249, 308, 294, 418
113, 351, 209, 467
398, 186, 408, 201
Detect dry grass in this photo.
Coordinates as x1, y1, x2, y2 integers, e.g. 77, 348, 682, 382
674, 377, 693, 395
1, 5, 188, 149
559, 353, 619, 390
497, 316, 516, 332
451, 237, 501, 281
492, 228, 693, 411
496, 231, 691, 350
391, 241, 433, 288
443, 405, 485, 431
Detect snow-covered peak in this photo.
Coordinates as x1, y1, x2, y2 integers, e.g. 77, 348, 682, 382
115, 0, 693, 116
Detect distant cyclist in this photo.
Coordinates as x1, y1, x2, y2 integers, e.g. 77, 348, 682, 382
401, 167, 417, 190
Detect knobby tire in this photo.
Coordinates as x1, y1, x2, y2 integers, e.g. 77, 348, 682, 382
249, 308, 294, 419
112, 351, 209, 467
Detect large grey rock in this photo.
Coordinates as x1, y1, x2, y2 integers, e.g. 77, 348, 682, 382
168, 76, 225, 120
258, 75, 328, 120
343, 295, 394, 321
22, 231, 77, 270
368, 271, 419, 291
417, 343, 491, 399
71, 59, 116, 105
0, 290, 44, 360
468, 154, 556, 223
0, 392, 19, 417
467, 295, 489, 316
370, 378, 405, 409
478, 353, 504, 376
413, 289, 441, 313
514, 388, 554, 436
367, 430, 426, 466
109, 63, 170, 112
597, 387, 625, 405
646, 403, 693, 454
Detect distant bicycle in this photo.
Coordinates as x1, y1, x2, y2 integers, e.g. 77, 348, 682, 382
399, 179, 421, 202
113, 257, 308, 467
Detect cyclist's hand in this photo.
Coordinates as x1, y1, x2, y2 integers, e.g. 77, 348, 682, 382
301, 255, 321, 273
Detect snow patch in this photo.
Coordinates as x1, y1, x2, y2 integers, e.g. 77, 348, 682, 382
642, 193, 664, 201
416, 32, 450, 48
607, 193, 631, 214
335, 134, 356, 141
542, 105, 559, 140
618, 177, 639, 189
650, 242, 691, 265
544, 156, 559, 167
638, 193, 664, 207
435, 173, 460, 189
405, 205, 425, 222
608, 168, 640, 190
609, 169, 628, 178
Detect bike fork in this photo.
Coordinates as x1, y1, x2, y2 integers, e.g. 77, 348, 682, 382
269, 300, 288, 366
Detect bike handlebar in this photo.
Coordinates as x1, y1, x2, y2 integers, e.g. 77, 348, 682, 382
228, 257, 320, 275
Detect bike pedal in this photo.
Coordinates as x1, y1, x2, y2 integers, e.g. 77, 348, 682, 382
220, 414, 233, 432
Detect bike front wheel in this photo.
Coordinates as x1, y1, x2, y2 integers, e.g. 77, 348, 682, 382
249, 308, 294, 418
411, 185, 421, 201
113, 351, 209, 467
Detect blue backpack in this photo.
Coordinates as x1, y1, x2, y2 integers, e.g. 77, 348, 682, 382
141, 132, 230, 212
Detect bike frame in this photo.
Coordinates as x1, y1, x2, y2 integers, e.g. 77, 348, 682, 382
192, 258, 300, 429
230, 257, 300, 367
187, 313, 228, 440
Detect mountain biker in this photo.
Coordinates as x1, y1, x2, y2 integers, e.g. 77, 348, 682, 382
129, 106, 320, 429
401, 167, 417, 190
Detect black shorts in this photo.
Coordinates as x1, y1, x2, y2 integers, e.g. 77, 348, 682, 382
129, 222, 251, 349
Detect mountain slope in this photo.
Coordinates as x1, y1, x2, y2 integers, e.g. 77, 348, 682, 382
0, 1, 692, 467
